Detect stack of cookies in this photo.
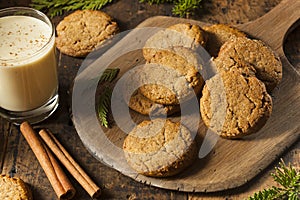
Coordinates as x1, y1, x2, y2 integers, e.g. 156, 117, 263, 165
123, 23, 282, 177
128, 23, 208, 117
124, 23, 207, 177
200, 24, 282, 138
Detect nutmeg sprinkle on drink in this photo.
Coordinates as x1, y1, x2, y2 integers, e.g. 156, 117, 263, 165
0, 16, 51, 65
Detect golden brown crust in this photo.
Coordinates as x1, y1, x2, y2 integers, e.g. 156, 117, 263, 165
139, 47, 204, 105
140, 23, 207, 106
203, 24, 246, 57
0, 174, 33, 200
128, 90, 180, 116
56, 10, 119, 57
167, 23, 208, 47
123, 119, 197, 177
143, 23, 207, 61
216, 37, 282, 92
200, 69, 272, 138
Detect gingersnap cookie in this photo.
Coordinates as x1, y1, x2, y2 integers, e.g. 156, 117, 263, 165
203, 24, 246, 57
143, 23, 207, 61
200, 69, 272, 138
129, 90, 180, 116
216, 37, 282, 92
139, 47, 204, 105
56, 10, 119, 57
0, 174, 32, 200
123, 119, 198, 177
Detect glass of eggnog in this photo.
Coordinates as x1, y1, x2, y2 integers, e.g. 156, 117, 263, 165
0, 7, 58, 124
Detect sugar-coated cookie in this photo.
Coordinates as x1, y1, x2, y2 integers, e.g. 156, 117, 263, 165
143, 23, 207, 61
200, 69, 272, 138
139, 47, 203, 105
216, 37, 282, 92
123, 119, 197, 177
56, 10, 118, 57
129, 90, 180, 116
203, 24, 246, 57
0, 174, 32, 200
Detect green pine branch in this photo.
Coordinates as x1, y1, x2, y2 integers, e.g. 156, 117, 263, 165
173, 0, 202, 18
248, 159, 300, 200
99, 68, 120, 83
140, 0, 202, 17
98, 86, 112, 128
31, 0, 203, 18
30, 0, 113, 18
97, 68, 119, 128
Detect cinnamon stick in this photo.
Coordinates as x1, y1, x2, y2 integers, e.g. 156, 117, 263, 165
20, 122, 76, 200
39, 129, 101, 198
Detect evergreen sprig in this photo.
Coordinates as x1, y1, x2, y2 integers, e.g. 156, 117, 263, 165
173, 0, 202, 17
97, 86, 112, 128
31, 0, 203, 18
99, 68, 120, 83
140, 0, 202, 17
248, 159, 300, 200
30, 0, 113, 18
97, 68, 119, 128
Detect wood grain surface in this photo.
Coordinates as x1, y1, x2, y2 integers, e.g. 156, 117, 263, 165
0, 0, 299, 199
73, 0, 300, 193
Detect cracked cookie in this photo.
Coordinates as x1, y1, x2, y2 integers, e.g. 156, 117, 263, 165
0, 174, 32, 200
200, 69, 272, 138
56, 10, 118, 57
203, 24, 246, 57
123, 119, 198, 177
129, 90, 180, 116
215, 37, 282, 92
139, 47, 204, 105
143, 23, 207, 61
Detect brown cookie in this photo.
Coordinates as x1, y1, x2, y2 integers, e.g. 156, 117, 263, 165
139, 47, 204, 105
203, 24, 246, 57
200, 69, 272, 138
168, 23, 207, 46
56, 10, 119, 57
216, 37, 282, 92
143, 23, 207, 61
0, 174, 32, 200
128, 90, 180, 116
123, 119, 198, 177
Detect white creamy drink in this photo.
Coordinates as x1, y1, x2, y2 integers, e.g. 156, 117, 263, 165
0, 15, 58, 112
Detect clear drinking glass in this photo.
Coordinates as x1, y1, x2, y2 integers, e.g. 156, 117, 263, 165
0, 7, 59, 124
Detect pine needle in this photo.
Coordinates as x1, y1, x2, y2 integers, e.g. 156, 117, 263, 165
248, 159, 300, 200
172, 0, 202, 18
97, 87, 112, 128
99, 68, 120, 83
97, 68, 119, 128
31, 0, 203, 18
140, 0, 202, 17
30, 0, 113, 18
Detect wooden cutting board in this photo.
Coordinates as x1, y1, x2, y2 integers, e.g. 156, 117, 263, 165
72, 0, 300, 192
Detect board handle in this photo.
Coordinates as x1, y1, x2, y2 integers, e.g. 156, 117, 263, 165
238, 0, 300, 52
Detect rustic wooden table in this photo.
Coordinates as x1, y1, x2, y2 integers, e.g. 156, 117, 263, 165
0, 0, 299, 199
